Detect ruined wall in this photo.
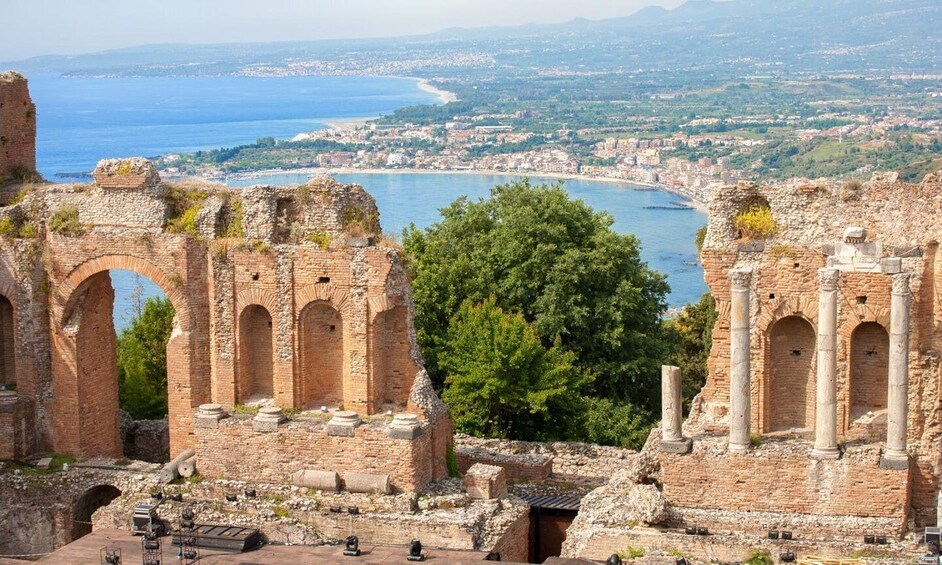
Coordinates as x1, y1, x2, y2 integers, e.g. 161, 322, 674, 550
0, 72, 36, 180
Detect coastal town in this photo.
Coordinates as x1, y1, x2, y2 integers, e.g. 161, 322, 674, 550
157, 100, 942, 206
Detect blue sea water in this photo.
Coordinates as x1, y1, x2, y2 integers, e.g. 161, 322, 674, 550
26, 74, 706, 328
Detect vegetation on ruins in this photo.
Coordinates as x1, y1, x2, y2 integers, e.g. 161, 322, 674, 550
405, 179, 676, 446
164, 184, 209, 237
221, 196, 244, 238
440, 298, 589, 441
666, 293, 717, 410
744, 550, 773, 565
117, 297, 175, 419
48, 205, 87, 236
733, 203, 777, 240
0, 216, 15, 238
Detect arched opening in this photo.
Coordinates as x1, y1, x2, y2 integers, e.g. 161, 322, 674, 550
767, 315, 816, 432
0, 295, 15, 388
850, 322, 889, 419
373, 306, 418, 409
238, 305, 274, 402
63, 268, 175, 461
299, 301, 343, 408
71, 485, 122, 541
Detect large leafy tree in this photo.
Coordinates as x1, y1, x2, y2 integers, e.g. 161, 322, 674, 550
117, 297, 175, 420
666, 292, 717, 410
404, 179, 672, 410
440, 298, 589, 440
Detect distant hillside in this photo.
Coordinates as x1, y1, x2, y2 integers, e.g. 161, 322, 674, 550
3, 0, 940, 77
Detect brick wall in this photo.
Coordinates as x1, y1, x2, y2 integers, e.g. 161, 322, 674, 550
850, 322, 889, 415
767, 315, 816, 431
375, 305, 418, 408
298, 302, 344, 408
659, 447, 911, 524
456, 451, 553, 482
195, 416, 437, 492
0, 295, 14, 387
0, 72, 36, 179
237, 304, 275, 401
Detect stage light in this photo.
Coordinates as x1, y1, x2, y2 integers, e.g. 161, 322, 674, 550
407, 539, 424, 562
100, 547, 121, 565
343, 535, 360, 557
768, 530, 779, 540
244, 489, 257, 498
348, 506, 360, 515
225, 493, 238, 502
696, 527, 709, 536
780, 550, 796, 562
684, 526, 696, 535
864, 535, 875, 544
606, 555, 622, 565
781, 531, 792, 540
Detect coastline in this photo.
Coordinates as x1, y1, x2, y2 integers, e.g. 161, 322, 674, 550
412, 78, 458, 104
186, 166, 707, 212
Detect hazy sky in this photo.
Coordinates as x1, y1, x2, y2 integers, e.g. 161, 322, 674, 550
1, 0, 685, 61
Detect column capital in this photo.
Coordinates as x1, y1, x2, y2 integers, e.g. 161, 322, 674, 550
729, 268, 753, 290
891, 272, 912, 296
818, 268, 839, 291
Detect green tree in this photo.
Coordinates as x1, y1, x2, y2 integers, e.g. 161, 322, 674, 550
582, 397, 654, 450
666, 292, 717, 409
117, 297, 175, 419
404, 179, 671, 410
440, 298, 590, 441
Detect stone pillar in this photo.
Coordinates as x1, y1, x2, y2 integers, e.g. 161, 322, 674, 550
659, 365, 691, 453
882, 273, 912, 470
729, 268, 753, 453
812, 268, 840, 459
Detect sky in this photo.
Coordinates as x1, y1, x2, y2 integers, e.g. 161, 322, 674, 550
1, 0, 686, 61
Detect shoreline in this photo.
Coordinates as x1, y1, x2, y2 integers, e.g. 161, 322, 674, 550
182, 166, 707, 211
413, 78, 458, 104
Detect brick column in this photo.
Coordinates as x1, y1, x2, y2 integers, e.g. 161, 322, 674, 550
812, 268, 840, 459
729, 268, 752, 453
882, 273, 911, 470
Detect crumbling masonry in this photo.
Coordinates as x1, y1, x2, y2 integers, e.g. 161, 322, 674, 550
0, 72, 451, 494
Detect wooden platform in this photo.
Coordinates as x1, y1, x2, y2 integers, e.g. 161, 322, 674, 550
30, 529, 555, 564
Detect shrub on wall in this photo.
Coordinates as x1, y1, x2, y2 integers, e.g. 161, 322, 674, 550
49, 205, 87, 236
733, 203, 777, 240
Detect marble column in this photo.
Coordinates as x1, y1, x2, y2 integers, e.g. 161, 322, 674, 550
882, 272, 912, 469
812, 268, 840, 459
729, 268, 753, 453
659, 365, 691, 453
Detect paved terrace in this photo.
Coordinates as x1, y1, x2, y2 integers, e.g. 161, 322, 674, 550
12, 529, 596, 564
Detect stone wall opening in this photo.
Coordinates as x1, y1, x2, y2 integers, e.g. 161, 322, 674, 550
373, 305, 417, 409
70, 485, 121, 541
0, 294, 15, 388
298, 301, 343, 408
238, 305, 275, 402
850, 322, 889, 419
767, 315, 816, 432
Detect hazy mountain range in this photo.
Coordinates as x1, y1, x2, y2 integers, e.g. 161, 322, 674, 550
4, 0, 940, 77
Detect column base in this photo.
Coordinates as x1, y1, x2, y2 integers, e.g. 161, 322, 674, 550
728, 442, 751, 454
810, 447, 840, 460
880, 452, 910, 471
659, 438, 692, 454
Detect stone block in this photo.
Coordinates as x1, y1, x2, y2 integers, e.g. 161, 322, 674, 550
737, 240, 765, 252
178, 455, 196, 478
345, 235, 376, 247
880, 455, 910, 471
386, 413, 423, 440
344, 472, 391, 494
35, 457, 52, 469
463, 463, 507, 500
93, 158, 161, 191
291, 469, 340, 491
194, 404, 227, 429
880, 257, 902, 274
253, 406, 286, 433
659, 439, 692, 454
843, 226, 867, 242
327, 411, 361, 437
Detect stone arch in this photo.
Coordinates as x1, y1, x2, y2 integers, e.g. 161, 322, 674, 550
235, 288, 279, 318
766, 315, 816, 432
757, 294, 818, 333
0, 293, 16, 388
298, 300, 344, 408
71, 484, 121, 541
237, 304, 275, 402
56, 255, 191, 331
52, 256, 197, 459
295, 282, 352, 319
849, 321, 889, 419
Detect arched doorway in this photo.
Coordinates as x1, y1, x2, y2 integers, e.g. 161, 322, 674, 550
298, 301, 343, 408
850, 322, 889, 418
238, 305, 274, 402
373, 305, 418, 409
0, 295, 15, 388
71, 485, 122, 541
54, 256, 193, 460
768, 316, 816, 432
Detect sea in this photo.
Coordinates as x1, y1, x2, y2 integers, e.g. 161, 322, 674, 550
25, 74, 706, 329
